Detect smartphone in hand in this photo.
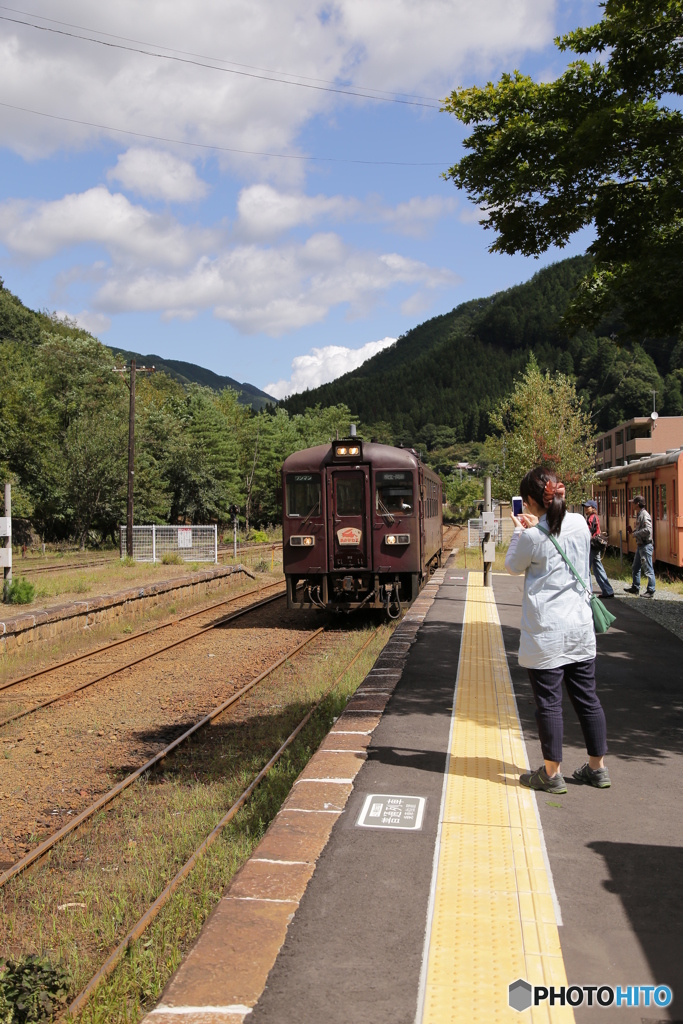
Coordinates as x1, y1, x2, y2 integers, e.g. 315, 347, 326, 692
512, 496, 523, 517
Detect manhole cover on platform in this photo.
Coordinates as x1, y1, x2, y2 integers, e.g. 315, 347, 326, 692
356, 794, 426, 830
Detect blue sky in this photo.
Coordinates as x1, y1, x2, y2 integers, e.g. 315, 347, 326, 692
0, 0, 600, 397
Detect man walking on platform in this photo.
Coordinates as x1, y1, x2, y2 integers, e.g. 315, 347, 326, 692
583, 500, 614, 599
624, 495, 656, 598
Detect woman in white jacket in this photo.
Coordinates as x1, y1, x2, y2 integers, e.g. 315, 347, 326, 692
506, 467, 610, 794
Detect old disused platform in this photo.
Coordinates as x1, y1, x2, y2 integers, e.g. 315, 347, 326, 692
144, 566, 682, 1024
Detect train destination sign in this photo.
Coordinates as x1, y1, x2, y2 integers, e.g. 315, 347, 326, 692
337, 527, 362, 546
356, 794, 426, 830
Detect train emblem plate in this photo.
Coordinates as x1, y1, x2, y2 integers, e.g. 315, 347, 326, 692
337, 527, 362, 546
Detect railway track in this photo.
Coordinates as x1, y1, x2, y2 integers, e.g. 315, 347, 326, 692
62, 624, 382, 1021
17, 557, 119, 577
0, 581, 320, 867
0, 620, 321, 889
0, 577, 285, 705
0, 601, 387, 1022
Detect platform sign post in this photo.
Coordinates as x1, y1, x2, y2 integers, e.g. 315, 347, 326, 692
483, 476, 493, 587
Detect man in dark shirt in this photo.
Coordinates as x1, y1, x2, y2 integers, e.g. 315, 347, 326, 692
624, 495, 656, 597
583, 500, 614, 598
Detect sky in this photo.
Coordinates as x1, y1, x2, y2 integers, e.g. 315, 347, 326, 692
0, 0, 601, 399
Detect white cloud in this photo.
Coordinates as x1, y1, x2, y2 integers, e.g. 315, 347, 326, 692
107, 148, 209, 202
235, 184, 358, 240
54, 309, 112, 335
0, 1, 556, 167
95, 233, 459, 335
235, 184, 456, 241
266, 337, 396, 398
0, 187, 219, 267
0, 186, 460, 335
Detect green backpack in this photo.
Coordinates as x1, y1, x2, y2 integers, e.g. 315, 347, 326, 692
537, 526, 617, 634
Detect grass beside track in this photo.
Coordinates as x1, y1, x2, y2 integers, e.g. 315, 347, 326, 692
0, 622, 391, 1024
3, 553, 284, 611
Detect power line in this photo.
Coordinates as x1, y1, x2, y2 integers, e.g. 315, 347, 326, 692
0, 12, 441, 109
0, 3, 443, 104
0, 100, 448, 166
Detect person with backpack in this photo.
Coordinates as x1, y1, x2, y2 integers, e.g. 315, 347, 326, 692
505, 467, 611, 794
583, 499, 614, 599
624, 495, 656, 598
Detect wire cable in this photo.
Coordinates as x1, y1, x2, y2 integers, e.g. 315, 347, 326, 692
0, 12, 441, 109
0, 100, 448, 165
0, 3, 443, 104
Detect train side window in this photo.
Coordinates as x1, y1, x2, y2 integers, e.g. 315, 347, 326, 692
656, 485, 660, 520
376, 471, 414, 515
661, 484, 667, 520
286, 474, 321, 517
620, 488, 625, 518
336, 478, 363, 515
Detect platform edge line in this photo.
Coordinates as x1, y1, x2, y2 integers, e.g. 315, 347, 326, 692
488, 604, 564, 928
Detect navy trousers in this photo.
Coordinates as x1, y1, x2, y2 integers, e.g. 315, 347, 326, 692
526, 658, 607, 764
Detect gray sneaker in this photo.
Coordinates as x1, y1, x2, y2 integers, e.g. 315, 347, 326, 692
520, 766, 567, 794
641, 590, 655, 599
572, 763, 611, 788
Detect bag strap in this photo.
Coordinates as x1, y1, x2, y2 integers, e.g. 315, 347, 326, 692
536, 525, 590, 594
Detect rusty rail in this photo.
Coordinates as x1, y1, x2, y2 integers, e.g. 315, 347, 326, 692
0, 572, 280, 696
63, 624, 382, 1021
0, 624, 325, 890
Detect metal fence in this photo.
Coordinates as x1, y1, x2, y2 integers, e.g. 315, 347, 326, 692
120, 525, 218, 563
467, 518, 505, 547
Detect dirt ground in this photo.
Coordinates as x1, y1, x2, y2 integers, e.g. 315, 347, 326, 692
0, 594, 324, 868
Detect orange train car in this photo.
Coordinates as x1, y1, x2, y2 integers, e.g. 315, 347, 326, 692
594, 448, 683, 567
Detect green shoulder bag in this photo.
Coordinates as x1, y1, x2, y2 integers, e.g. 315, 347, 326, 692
537, 526, 617, 634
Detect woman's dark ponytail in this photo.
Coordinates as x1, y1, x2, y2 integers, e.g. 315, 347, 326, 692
519, 467, 566, 536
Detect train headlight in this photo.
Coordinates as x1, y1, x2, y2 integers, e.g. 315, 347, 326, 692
385, 534, 410, 546
290, 535, 315, 547
333, 440, 363, 460
386, 535, 397, 545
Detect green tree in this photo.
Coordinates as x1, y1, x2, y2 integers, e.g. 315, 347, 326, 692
442, 0, 683, 338
485, 359, 595, 502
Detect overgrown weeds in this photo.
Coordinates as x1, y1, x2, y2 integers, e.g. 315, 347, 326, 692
0, 955, 69, 1022
0, 624, 390, 1023
2, 580, 35, 605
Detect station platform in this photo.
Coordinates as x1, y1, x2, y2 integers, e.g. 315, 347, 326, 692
145, 564, 682, 1024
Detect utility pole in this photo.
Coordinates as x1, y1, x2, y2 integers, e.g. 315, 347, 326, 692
114, 358, 154, 558
229, 505, 240, 561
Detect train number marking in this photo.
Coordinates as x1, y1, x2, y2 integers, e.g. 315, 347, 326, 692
356, 794, 426, 830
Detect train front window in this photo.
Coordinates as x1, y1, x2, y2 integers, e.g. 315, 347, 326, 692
286, 474, 321, 518
336, 478, 363, 515
375, 472, 414, 516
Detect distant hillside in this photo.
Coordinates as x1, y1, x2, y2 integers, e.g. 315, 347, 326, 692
282, 256, 683, 441
107, 347, 274, 410
0, 281, 274, 410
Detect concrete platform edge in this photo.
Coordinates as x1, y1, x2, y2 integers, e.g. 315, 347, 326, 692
142, 570, 447, 1024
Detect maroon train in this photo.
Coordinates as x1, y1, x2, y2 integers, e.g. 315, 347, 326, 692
282, 435, 443, 615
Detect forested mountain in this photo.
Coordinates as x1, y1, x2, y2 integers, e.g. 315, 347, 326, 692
0, 280, 352, 543
283, 256, 683, 443
0, 283, 271, 409
106, 347, 274, 409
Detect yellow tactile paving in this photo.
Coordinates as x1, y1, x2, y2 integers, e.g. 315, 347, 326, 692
421, 573, 574, 1024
